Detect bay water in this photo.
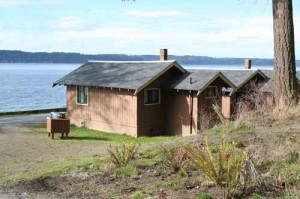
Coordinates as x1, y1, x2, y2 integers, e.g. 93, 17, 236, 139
0, 63, 273, 113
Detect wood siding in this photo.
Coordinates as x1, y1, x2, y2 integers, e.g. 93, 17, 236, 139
165, 90, 198, 136
198, 77, 230, 129
67, 86, 138, 137
222, 96, 232, 119
137, 67, 183, 136
65, 68, 238, 137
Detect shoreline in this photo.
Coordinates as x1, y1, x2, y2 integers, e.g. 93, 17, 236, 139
0, 108, 66, 116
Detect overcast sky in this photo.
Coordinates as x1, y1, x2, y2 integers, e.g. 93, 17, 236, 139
1, 0, 300, 58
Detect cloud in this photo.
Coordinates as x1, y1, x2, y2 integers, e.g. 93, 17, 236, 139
52, 27, 161, 42
1, 13, 299, 58
124, 10, 184, 17
50, 16, 92, 31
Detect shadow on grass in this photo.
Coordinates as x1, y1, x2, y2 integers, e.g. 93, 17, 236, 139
61, 136, 111, 141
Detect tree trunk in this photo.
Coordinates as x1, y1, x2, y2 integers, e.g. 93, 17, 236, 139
272, 0, 298, 105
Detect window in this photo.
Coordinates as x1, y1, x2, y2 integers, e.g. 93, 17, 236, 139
144, 89, 160, 105
205, 86, 217, 98
77, 86, 88, 105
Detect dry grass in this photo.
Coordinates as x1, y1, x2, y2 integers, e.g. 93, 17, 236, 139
197, 88, 300, 198
272, 99, 300, 122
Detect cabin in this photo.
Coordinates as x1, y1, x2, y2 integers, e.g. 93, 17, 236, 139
53, 49, 272, 137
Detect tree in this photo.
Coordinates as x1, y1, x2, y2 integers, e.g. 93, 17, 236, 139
272, 0, 298, 105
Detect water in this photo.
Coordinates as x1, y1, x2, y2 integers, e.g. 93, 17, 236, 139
0, 63, 274, 113
0, 63, 79, 113
185, 64, 274, 70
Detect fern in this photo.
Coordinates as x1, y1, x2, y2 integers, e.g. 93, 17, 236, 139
185, 135, 247, 199
160, 145, 189, 172
107, 142, 139, 167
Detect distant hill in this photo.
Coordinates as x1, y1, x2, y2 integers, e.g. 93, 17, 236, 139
0, 50, 299, 66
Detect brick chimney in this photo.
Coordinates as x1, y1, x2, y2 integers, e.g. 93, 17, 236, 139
160, 49, 168, 61
245, 59, 251, 69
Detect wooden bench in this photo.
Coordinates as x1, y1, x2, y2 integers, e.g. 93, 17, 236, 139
47, 117, 70, 139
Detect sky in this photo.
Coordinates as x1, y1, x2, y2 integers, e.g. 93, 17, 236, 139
0, 0, 300, 58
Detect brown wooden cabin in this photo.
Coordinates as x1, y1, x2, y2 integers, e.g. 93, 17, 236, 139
53, 51, 279, 137
53, 60, 239, 137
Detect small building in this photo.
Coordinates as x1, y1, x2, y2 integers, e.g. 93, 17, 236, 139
53, 50, 273, 137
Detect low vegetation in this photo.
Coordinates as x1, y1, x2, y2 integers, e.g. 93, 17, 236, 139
107, 142, 140, 167
159, 145, 189, 173
185, 136, 248, 199
1, 100, 300, 198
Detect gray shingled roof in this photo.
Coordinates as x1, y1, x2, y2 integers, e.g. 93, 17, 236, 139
259, 70, 300, 92
53, 61, 185, 91
220, 70, 266, 89
261, 70, 300, 79
260, 70, 273, 79
55, 61, 299, 95
167, 69, 231, 91
168, 69, 266, 92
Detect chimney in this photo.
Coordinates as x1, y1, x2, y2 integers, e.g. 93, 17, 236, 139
160, 49, 168, 61
245, 58, 251, 69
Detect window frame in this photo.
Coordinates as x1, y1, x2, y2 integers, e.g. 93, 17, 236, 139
76, 85, 89, 105
204, 86, 217, 99
144, 88, 161, 105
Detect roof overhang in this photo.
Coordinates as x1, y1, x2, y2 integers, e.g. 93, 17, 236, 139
134, 60, 186, 95
196, 72, 236, 96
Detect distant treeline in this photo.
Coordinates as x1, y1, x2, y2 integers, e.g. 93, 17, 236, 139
0, 50, 298, 66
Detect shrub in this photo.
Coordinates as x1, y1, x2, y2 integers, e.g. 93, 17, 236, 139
160, 145, 189, 173
185, 135, 247, 199
107, 142, 139, 167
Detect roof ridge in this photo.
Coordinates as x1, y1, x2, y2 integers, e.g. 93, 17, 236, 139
88, 60, 176, 63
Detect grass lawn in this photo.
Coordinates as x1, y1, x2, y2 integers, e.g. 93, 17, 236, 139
0, 124, 188, 184
64, 126, 181, 145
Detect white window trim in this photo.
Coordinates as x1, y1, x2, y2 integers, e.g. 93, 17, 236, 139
144, 88, 161, 105
204, 86, 217, 99
76, 85, 89, 106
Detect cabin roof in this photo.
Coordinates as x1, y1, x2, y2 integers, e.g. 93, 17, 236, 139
166, 69, 236, 94
167, 69, 266, 93
55, 61, 300, 95
259, 70, 300, 93
220, 70, 267, 89
53, 60, 186, 93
